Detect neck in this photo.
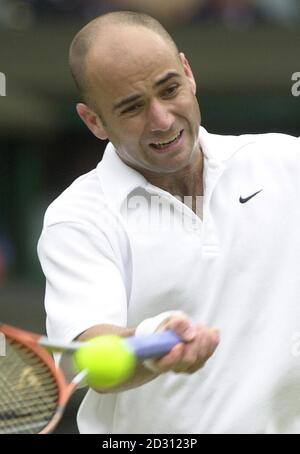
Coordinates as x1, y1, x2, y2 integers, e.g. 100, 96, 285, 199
143, 146, 204, 199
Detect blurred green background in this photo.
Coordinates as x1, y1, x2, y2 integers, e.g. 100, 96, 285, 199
0, 0, 300, 434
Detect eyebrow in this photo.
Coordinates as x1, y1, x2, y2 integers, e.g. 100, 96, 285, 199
113, 71, 181, 112
154, 71, 180, 87
113, 93, 142, 112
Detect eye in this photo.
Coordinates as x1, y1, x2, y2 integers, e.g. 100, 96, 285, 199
121, 103, 143, 115
163, 84, 179, 97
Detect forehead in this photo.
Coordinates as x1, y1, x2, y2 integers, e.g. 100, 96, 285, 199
87, 26, 182, 101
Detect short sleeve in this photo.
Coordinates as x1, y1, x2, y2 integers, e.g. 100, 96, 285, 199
37, 221, 129, 343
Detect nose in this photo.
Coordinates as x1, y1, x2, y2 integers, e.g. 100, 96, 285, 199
147, 99, 174, 134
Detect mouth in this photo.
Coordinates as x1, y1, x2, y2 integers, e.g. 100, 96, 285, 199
149, 130, 183, 152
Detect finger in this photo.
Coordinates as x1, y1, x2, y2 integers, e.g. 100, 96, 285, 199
160, 317, 197, 342
182, 360, 206, 374
172, 357, 198, 373
184, 328, 220, 373
154, 326, 204, 373
204, 328, 220, 357
174, 327, 220, 374
154, 343, 185, 372
152, 326, 220, 374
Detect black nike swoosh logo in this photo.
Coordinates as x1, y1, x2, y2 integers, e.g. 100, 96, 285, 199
239, 189, 263, 204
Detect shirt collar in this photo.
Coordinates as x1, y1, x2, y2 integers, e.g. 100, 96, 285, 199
97, 142, 148, 212
97, 126, 248, 211
199, 125, 251, 162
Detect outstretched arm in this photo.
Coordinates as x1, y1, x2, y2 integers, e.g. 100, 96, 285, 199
75, 314, 220, 393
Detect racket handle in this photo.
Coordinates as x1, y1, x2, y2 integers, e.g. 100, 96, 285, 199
124, 330, 181, 360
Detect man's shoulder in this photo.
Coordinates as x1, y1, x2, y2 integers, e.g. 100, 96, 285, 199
42, 168, 110, 228
245, 131, 298, 145
235, 131, 299, 159
217, 132, 300, 179
209, 129, 298, 148
209, 129, 298, 158
201, 128, 299, 175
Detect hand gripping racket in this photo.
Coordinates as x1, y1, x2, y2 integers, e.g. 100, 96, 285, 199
0, 323, 180, 434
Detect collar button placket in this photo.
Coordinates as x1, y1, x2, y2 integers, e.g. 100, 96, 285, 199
201, 163, 225, 255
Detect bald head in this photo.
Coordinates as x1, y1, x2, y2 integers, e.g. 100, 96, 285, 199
69, 11, 179, 107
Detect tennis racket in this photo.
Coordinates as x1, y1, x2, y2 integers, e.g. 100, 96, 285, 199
0, 322, 180, 434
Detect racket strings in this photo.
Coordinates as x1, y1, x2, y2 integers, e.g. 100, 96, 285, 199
0, 338, 59, 434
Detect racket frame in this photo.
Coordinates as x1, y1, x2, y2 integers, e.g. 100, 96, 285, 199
0, 323, 86, 434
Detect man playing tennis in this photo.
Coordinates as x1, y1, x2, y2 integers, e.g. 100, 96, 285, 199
38, 11, 300, 434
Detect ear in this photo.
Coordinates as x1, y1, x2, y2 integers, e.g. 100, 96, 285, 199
179, 52, 196, 95
76, 103, 108, 140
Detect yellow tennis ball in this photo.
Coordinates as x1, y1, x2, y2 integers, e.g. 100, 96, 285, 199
74, 335, 136, 388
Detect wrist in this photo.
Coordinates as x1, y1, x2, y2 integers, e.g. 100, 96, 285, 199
135, 311, 184, 373
135, 310, 185, 336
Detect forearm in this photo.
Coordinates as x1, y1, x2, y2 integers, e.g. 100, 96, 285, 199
76, 324, 159, 393
76, 323, 135, 341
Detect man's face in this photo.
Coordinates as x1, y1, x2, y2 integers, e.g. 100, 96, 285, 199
87, 27, 201, 175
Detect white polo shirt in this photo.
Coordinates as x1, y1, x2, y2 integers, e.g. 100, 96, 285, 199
38, 126, 300, 434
